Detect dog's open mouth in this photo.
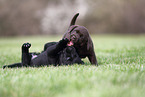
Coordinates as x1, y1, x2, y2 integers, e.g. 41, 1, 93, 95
67, 41, 74, 46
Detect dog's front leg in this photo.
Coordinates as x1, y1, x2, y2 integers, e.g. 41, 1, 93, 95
88, 52, 98, 66
48, 38, 69, 55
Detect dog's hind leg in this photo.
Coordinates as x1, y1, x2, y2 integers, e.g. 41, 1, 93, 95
3, 43, 32, 69
43, 42, 57, 51
21, 43, 31, 66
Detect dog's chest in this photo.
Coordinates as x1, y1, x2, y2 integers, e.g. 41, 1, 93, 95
75, 46, 88, 58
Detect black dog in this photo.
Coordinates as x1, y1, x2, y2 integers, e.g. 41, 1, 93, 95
59, 46, 84, 65
3, 39, 83, 68
44, 42, 84, 65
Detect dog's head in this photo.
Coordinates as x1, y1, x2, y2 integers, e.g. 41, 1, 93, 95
59, 46, 84, 65
64, 26, 86, 46
64, 26, 92, 50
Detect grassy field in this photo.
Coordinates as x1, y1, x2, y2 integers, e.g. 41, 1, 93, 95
0, 35, 145, 97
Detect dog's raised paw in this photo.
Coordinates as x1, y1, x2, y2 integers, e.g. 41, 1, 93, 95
62, 38, 69, 44
22, 42, 31, 48
59, 38, 69, 46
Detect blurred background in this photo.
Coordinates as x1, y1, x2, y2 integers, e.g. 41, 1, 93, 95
0, 0, 145, 36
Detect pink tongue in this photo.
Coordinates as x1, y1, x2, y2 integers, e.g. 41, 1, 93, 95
67, 41, 74, 46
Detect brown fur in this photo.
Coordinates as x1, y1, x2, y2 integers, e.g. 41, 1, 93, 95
63, 13, 98, 65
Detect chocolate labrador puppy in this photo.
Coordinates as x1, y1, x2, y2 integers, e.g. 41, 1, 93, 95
63, 13, 98, 65
3, 39, 83, 68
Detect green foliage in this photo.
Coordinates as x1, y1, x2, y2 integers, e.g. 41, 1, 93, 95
0, 35, 145, 97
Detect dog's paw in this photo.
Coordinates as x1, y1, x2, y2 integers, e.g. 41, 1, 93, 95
59, 38, 69, 46
64, 38, 69, 44
22, 43, 31, 48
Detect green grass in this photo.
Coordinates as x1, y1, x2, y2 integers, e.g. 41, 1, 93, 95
0, 35, 145, 97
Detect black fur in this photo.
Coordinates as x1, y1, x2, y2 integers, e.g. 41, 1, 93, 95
59, 46, 84, 65
3, 39, 83, 69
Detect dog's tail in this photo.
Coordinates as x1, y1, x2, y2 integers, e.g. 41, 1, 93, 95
70, 13, 79, 26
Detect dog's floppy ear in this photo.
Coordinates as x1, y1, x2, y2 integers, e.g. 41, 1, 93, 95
87, 38, 93, 51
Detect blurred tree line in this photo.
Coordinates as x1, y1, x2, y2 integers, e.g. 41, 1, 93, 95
0, 0, 145, 36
